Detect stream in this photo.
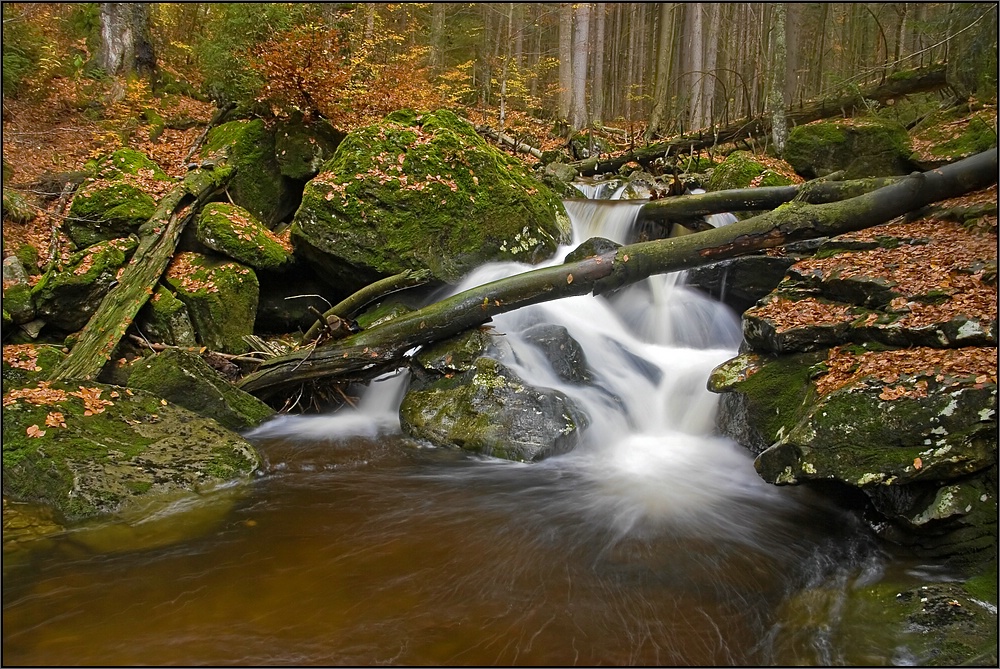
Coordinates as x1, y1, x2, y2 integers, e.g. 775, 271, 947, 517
2, 186, 963, 665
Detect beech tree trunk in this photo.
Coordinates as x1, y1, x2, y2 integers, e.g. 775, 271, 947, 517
238, 149, 997, 398
97, 3, 156, 79
50, 165, 234, 382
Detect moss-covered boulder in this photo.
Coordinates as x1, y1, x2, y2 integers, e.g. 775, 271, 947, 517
784, 117, 914, 179
2, 255, 35, 324
194, 202, 294, 271
201, 119, 298, 227
400, 328, 588, 462
31, 236, 138, 332
136, 284, 199, 347
291, 108, 571, 291
909, 103, 998, 169
273, 112, 345, 181
127, 348, 274, 431
2, 380, 260, 522
707, 150, 796, 191
65, 149, 173, 248
164, 252, 259, 354
2, 343, 67, 389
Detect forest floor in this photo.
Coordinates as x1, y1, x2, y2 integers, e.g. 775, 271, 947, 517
2, 80, 997, 387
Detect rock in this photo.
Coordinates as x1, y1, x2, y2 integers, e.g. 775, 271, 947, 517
136, 284, 199, 347
201, 119, 298, 227
193, 202, 294, 271
684, 255, 797, 314
126, 348, 274, 431
1, 343, 67, 388
707, 150, 795, 191
273, 112, 345, 181
2, 255, 35, 324
2, 380, 260, 522
520, 323, 592, 384
784, 117, 914, 179
31, 236, 138, 332
65, 149, 173, 248
400, 328, 588, 462
563, 236, 621, 263
291, 108, 571, 291
164, 252, 259, 354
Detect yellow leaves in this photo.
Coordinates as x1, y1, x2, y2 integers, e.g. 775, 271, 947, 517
566, 273, 574, 284
68, 385, 114, 416
3, 344, 43, 372
26, 425, 46, 438
913, 457, 923, 470
45, 411, 66, 428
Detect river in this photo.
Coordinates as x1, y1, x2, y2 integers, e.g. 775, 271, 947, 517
2, 187, 961, 665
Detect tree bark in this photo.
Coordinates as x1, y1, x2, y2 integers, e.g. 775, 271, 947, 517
571, 63, 948, 176
50, 165, 234, 382
97, 3, 156, 79
569, 2, 590, 130
558, 3, 573, 122
238, 149, 997, 398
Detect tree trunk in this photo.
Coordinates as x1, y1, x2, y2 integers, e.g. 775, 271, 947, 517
558, 3, 573, 122
569, 2, 590, 130
646, 3, 676, 139
238, 149, 997, 398
430, 3, 446, 73
98, 2, 156, 79
591, 3, 606, 125
768, 3, 788, 154
50, 165, 234, 382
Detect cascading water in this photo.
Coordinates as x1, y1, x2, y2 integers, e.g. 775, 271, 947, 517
7, 188, 921, 668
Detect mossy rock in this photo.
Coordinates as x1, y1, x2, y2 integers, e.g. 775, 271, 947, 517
400, 356, 586, 462
1, 343, 67, 388
202, 119, 298, 227
164, 252, 259, 354
273, 112, 345, 181
65, 149, 173, 248
784, 117, 914, 179
707, 150, 795, 191
2, 255, 35, 324
127, 348, 274, 432
909, 104, 998, 169
2, 186, 37, 224
291, 108, 571, 291
194, 202, 294, 271
136, 283, 199, 347
2, 380, 261, 523
31, 236, 138, 332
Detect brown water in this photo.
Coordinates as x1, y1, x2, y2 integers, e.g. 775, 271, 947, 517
2, 430, 942, 666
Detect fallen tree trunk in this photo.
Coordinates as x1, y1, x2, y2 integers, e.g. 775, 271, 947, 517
238, 148, 997, 398
638, 176, 903, 228
572, 64, 949, 176
50, 164, 234, 382
473, 123, 545, 159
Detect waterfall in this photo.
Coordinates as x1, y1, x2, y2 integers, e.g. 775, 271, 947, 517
250, 188, 785, 537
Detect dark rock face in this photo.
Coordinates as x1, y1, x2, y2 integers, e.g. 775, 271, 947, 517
684, 255, 797, 314
709, 214, 998, 566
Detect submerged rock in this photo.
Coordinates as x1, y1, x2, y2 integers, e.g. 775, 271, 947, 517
2, 380, 260, 523
291, 108, 571, 291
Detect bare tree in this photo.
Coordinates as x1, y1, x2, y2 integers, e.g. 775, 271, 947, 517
569, 2, 590, 130
97, 3, 156, 79
768, 3, 788, 154
558, 3, 573, 122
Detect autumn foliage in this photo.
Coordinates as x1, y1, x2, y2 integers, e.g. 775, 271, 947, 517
250, 24, 442, 131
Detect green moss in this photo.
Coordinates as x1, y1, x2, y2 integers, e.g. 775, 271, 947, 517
1, 344, 67, 388
137, 283, 198, 346
164, 252, 259, 354
291, 108, 571, 288
785, 118, 912, 178
707, 150, 793, 191
14, 243, 40, 274
203, 120, 295, 226
194, 202, 293, 271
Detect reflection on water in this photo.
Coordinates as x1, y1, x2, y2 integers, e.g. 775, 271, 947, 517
4, 433, 886, 666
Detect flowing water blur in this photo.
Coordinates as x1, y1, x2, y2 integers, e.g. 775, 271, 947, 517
2, 188, 957, 665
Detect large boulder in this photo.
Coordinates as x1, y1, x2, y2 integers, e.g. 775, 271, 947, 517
399, 328, 588, 462
31, 236, 138, 332
163, 252, 259, 354
2, 380, 260, 522
136, 284, 199, 347
200, 119, 299, 227
65, 149, 174, 248
784, 117, 914, 179
127, 348, 275, 431
193, 202, 294, 271
706, 150, 796, 191
291, 109, 571, 292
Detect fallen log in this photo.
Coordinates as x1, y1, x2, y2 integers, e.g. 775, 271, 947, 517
637, 176, 903, 228
238, 148, 997, 398
572, 64, 949, 176
50, 164, 234, 382
473, 123, 545, 160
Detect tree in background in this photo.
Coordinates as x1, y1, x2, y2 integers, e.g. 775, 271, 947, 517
96, 2, 156, 80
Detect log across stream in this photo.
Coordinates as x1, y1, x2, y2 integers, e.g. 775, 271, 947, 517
3, 190, 979, 666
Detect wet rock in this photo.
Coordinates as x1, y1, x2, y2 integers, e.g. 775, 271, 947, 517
2, 380, 261, 522
684, 255, 797, 314
292, 109, 571, 290
520, 323, 592, 384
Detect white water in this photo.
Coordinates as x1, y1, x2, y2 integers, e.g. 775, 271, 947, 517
250, 190, 793, 540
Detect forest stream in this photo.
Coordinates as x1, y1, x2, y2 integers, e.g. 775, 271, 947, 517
1, 192, 983, 666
